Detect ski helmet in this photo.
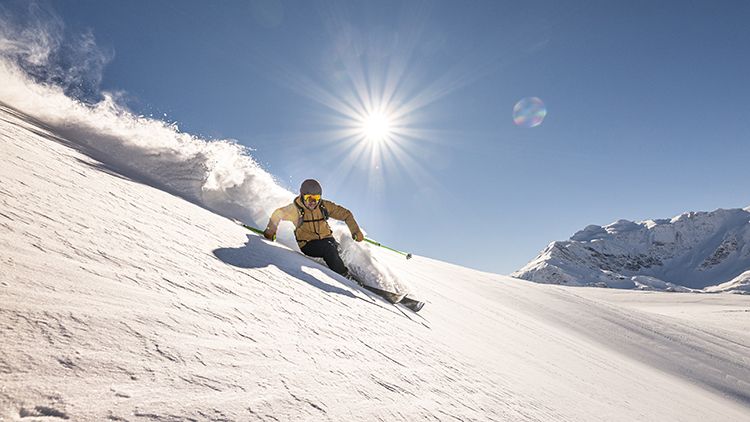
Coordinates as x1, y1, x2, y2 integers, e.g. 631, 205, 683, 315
300, 179, 322, 196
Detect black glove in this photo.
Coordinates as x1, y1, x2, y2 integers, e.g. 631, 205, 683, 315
263, 229, 276, 241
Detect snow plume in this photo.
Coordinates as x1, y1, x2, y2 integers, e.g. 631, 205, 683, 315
0, 3, 290, 227
0, 2, 110, 102
0, 5, 405, 291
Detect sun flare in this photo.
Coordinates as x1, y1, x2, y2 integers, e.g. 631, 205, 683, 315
360, 111, 392, 142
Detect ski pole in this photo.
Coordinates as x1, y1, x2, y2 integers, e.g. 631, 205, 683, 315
234, 219, 412, 260
234, 220, 276, 240
364, 238, 413, 260
238, 222, 264, 235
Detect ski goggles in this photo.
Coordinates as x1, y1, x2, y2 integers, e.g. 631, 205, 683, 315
303, 194, 321, 202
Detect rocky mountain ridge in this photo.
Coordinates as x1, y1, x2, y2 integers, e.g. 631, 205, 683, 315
513, 207, 750, 293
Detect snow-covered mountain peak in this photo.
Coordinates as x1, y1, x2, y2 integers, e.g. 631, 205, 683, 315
514, 207, 750, 292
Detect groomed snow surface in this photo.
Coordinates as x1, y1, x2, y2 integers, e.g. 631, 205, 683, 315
2, 106, 750, 421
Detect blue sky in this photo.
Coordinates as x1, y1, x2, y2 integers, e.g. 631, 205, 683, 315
17, 0, 750, 274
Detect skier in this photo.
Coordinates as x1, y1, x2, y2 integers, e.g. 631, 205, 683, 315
263, 179, 364, 278
262, 179, 424, 312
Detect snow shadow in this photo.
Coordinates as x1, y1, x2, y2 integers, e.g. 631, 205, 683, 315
213, 235, 357, 299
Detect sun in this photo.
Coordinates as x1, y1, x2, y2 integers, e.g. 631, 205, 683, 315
360, 111, 392, 143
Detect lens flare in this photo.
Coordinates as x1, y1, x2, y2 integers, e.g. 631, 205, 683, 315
513, 97, 547, 128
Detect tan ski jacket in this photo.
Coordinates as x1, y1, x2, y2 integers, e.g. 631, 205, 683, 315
266, 196, 361, 248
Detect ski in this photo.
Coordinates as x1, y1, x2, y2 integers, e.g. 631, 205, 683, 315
357, 283, 407, 304
357, 282, 425, 312
399, 297, 425, 312
232, 218, 424, 310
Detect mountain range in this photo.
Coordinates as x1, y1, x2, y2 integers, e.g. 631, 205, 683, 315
513, 207, 750, 293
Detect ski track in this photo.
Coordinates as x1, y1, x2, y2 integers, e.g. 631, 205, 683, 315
1, 106, 750, 421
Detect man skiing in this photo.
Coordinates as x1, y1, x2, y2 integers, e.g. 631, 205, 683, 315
263, 179, 364, 277
262, 179, 425, 312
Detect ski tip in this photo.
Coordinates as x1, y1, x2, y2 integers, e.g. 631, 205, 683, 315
390, 293, 408, 304
406, 302, 424, 312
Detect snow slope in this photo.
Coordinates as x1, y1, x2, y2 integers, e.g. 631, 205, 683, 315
2, 106, 750, 421
514, 209, 750, 292
0, 52, 407, 296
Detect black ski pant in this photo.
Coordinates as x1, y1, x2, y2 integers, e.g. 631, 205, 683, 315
301, 238, 348, 276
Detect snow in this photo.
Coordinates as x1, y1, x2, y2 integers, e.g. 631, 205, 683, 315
2, 105, 750, 421
705, 271, 750, 294
514, 207, 750, 292
0, 51, 406, 297
1, 22, 750, 421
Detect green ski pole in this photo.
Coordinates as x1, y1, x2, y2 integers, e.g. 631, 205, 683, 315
233, 219, 411, 260
239, 223, 264, 236
234, 220, 275, 240
364, 238, 413, 260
